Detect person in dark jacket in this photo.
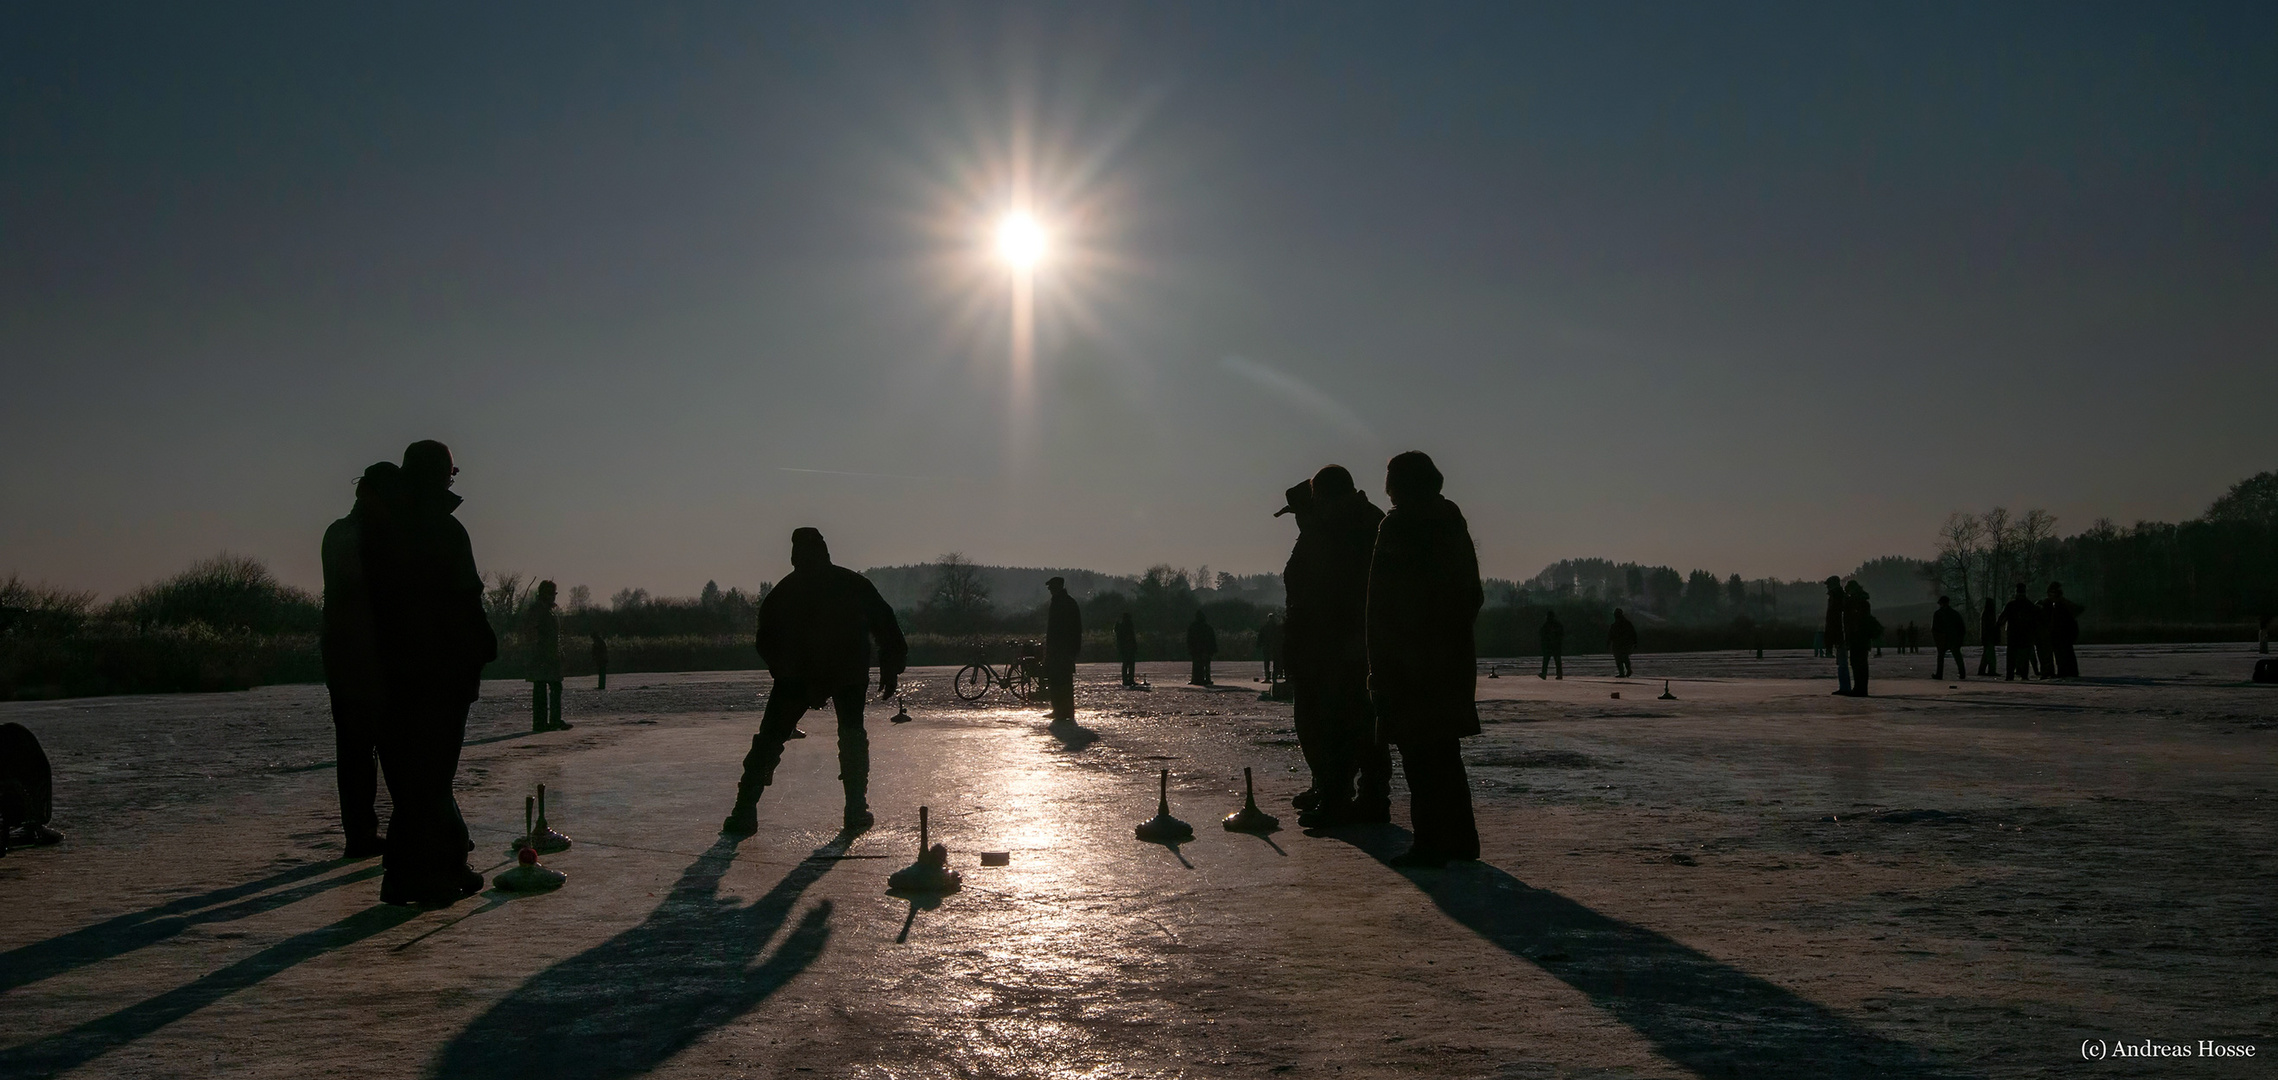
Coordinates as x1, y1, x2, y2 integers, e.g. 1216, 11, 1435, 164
590, 631, 608, 691
1608, 609, 1638, 677
723, 527, 908, 836
0, 722, 64, 853
1978, 597, 1999, 676
319, 461, 396, 858
1257, 612, 1283, 685
523, 580, 568, 732
1930, 595, 1967, 681
1996, 584, 2039, 681
2045, 582, 2082, 678
1114, 612, 1139, 686
1841, 580, 1879, 696
1367, 451, 1485, 867
1043, 576, 1081, 722
1280, 465, 1390, 827
366, 440, 498, 906
1186, 610, 1217, 686
1823, 577, 1850, 695
1538, 611, 1564, 680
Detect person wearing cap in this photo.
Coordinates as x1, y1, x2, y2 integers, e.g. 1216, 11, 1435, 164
366, 439, 497, 905
1608, 609, 1638, 677
1114, 612, 1139, 686
1043, 576, 1082, 722
1257, 611, 1283, 686
1997, 583, 2039, 680
723, 527, 908, 836
1930, 595, 1967, 680
1280, 464, 1388, 826
1366, 451, 1484, 867
319, 460, 398, 859
1186, 610, 1217, 686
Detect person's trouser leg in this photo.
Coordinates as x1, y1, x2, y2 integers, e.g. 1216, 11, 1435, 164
1048, 664, 1075, 719
547, 680, 563, 727
831, 689, 869, 820
382, 699, 473, 888
2006, 643, 2030, 679
1835, 648, 1852, 693
1340, 667, 1390, 814
1978, 642, 1995, 675
597, 667, 606, 690
1553, 651, 1563, 678
531, 681, 547, 730
732, 681, 812, 811
2055, 643, 2078, 678
1192, 658, 1210, 685
1120, 657, 1135, 685
1290, 667, 1341, 806
1396, 738, 1478, 860
1849, 647, 1870, 696
329, 695, 381, 844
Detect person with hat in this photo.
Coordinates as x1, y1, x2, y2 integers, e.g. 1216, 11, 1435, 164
319, 460, 398, 859
1279, 464, 1388, 826
366, 439, 497, 905
1043, 576, 1082, 723
722, 527, 907, 836
1366, 451, 1484, 866
1186, 609, 1217, 686
1997, 583, 2039, 681
1931, 595, 1967, 680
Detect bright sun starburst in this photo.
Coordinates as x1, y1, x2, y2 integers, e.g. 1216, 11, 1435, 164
994, 212, 1047, 271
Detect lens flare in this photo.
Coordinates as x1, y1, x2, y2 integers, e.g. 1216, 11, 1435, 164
995, 213, 1046, 270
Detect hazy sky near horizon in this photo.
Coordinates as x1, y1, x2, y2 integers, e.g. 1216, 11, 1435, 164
5, 3, 2273, 598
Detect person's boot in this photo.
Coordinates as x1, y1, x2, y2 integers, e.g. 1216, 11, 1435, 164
721, 787, 761, 836
842, 777, 873, 831
1291, 786, 1322, 811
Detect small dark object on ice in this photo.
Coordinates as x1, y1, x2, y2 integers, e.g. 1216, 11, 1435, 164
887, 806, 962, 893
1658, 680, 1676, 700
1610, 692, 1620, 699
1668, 853, 1698, 866
1135, 769, 1194, 844
493, 845, 567, 892
890, 697, 912, 724
980, 851, 1010, 866
510, 787, 571, 855
1222, 767, 1280, 834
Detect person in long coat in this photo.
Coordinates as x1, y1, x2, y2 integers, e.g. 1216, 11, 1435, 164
523, 580, 567, 731
319, 460, 396, 858
366, 440, 498, 906
1823, 576, 1850, 694
1114, 612, 1139, 686
1366, 451, 1484, 867
1280, 465, 1389, 826
723, 527, 907, 836
1538, 610, 1564, 679
1930, 595, 1967, 680
1186, 610, 1217, 686
1608, 609, 1638, 678
2045, 582, 2082, 677
1043, 576, 1082, 722
1978, 597, 2000, 676
1997, 584, 2039, 681
1841, 580, 1879, 697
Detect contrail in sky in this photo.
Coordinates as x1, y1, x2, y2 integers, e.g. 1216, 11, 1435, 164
1219, 355, 1380, 444
778, 467, 939, 482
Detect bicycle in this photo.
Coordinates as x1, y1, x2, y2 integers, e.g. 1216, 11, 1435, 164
954, 640, 1045, 703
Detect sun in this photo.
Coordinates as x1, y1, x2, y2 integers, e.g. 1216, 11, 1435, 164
994, 212, 1047, 271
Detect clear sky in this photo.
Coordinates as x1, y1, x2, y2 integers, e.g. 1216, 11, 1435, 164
5, 3, 2273, 598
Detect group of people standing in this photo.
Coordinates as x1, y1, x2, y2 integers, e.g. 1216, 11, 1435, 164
1986, 582, 2084, 680
320, 441, 498, 905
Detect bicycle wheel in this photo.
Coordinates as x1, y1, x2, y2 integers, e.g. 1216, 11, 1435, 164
954, 664, 990, 701
1009, 666, 1035, 702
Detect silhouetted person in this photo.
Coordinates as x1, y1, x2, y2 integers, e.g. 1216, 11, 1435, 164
2045, 582, 2082, 678
1608, 609, 1638, 677
366, 440, 497, 905
0, 722, 63, 853
1997, 584, 2039, 681
1187, 610, 1217, 686
523, 580, 568, 732
1538, 610, 1564, 679
2260, 614, 2271, 655
591, 631, 608, 690
1841, 580, 1878, 696
1043, 576, 1081, 723
1823, 577, 1851, 695
1257, 612, 1283, 685
1280, 465, 1390, 827
1978, 597, 1999, 676
319, 460, 396, 858
1114, 612, 1139, 686
722, 528, 907, 836
1367, 451, 1484, 867
1930, 596, 1967, 681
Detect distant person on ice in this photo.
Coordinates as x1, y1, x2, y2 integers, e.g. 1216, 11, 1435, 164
367, 440, 497, 906
1187, 610, 1217, 686
1608, 609, 1638, 677
2045, 582, 2082, 678
1930, 595, 1967, 681
1043, 576, 1081, 723
1840, 580, 1879, 697
1257, 611, 1283, 685
1115, 612, 1139, 686
523, 580, 568, 732
1824, 577, 1851, 695
1538, 610, 1564, 680
1367, 451, 1484, 867
1978, 597, 1999, 676
1997, 584, 2039, 681
722, 527, 907, 837
320, 460, 396, 858
1280, 464, 1388, 828
0, 722, 65, 853
590, 631, 608, 690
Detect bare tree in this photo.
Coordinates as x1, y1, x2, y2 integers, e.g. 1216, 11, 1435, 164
923, 552, 993, 634
1932, 512, 1985, 614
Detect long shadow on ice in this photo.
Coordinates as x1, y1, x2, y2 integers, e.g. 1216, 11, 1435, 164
0, 858, 379, 994
428, 834, 836, 1080
1326, 825, 1974, 1079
